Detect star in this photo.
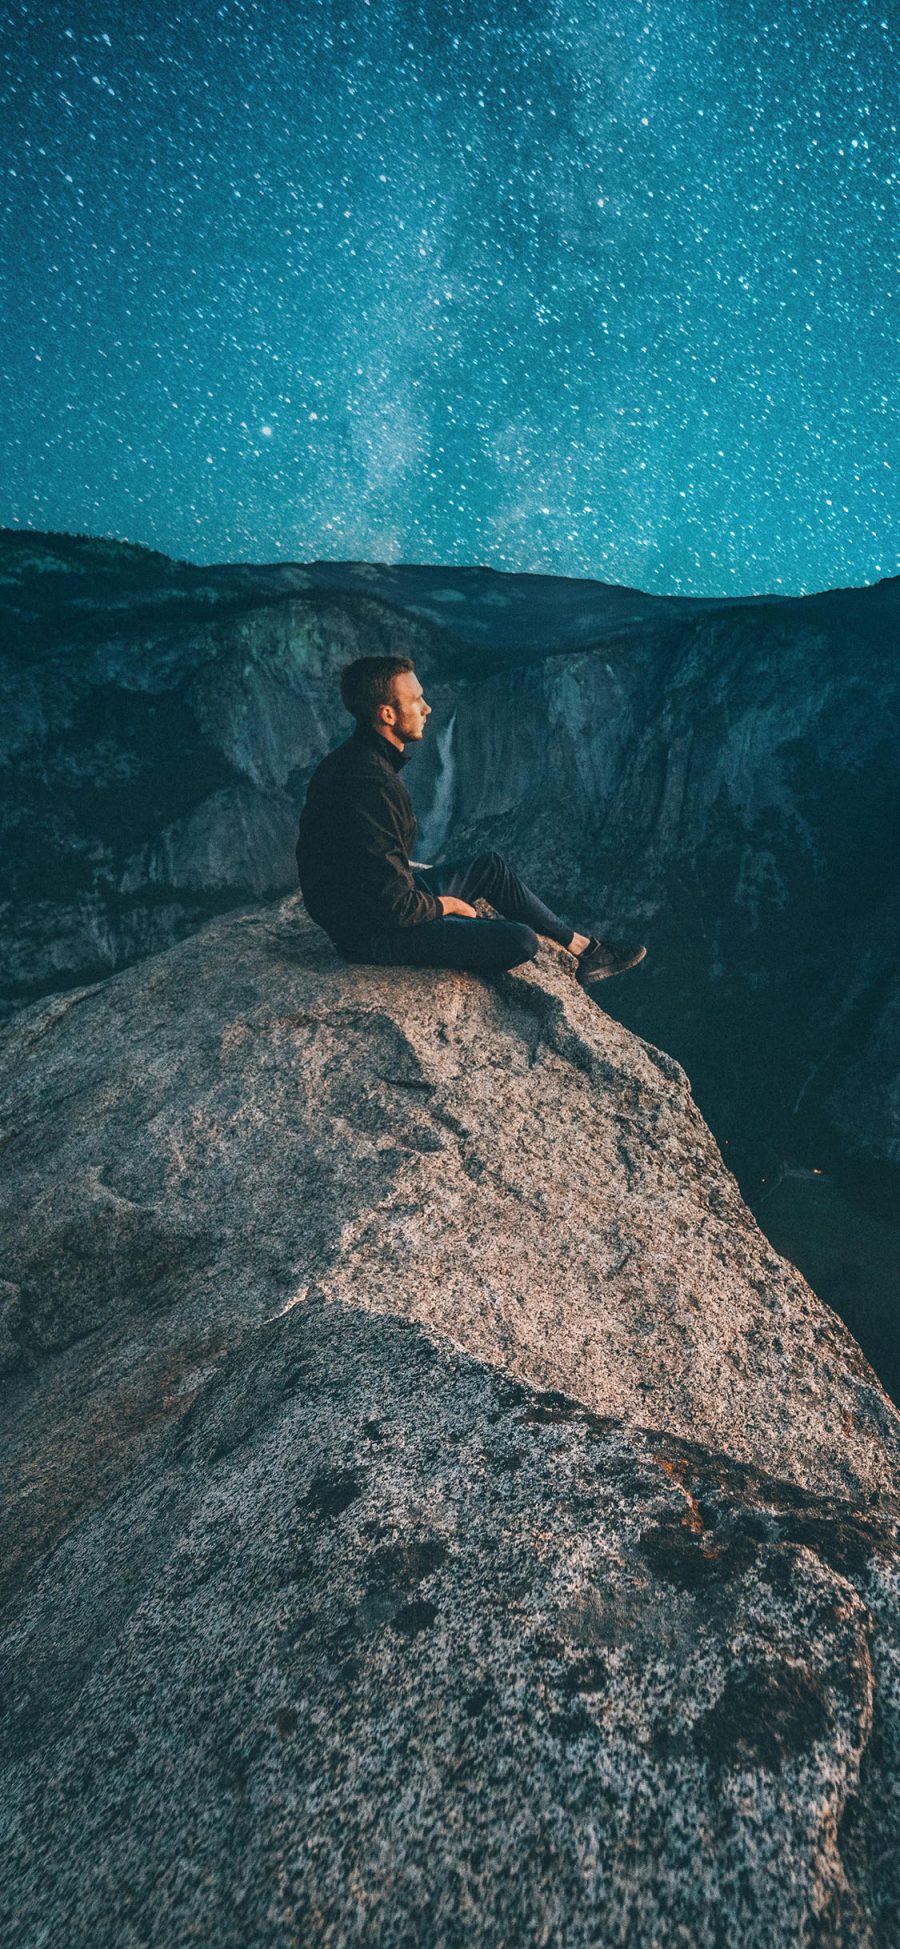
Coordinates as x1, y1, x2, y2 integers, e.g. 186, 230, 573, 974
0, 1, 895, 595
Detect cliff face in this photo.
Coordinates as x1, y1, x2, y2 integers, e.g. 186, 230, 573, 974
405, 580, 900, 1179
3, 533, 898, 1190
0, 532, 456, 1009
2, 905, 899, 1944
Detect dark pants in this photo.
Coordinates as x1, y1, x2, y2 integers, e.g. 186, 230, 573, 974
336, 851, 575, 972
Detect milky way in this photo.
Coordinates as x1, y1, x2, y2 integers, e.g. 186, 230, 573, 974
1, 0, 897, 593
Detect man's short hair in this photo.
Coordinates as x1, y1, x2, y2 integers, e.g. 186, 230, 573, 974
339, 655, 414, 724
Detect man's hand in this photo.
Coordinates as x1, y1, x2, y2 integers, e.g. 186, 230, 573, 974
438, 895, 478, 918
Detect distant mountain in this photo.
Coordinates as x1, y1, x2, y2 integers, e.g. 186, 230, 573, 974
3, 529, 897, 1179
3, 526, 899, 1377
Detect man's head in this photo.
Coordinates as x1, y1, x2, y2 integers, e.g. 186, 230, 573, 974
339, 655, 431, 748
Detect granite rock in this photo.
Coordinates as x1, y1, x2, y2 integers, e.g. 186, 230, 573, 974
3, 1296, 899, 1949
2, 901, 899, 1944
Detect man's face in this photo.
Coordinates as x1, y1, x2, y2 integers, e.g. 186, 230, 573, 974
380, 670, 431, 742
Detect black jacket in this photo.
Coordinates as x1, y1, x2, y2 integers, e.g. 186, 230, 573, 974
295, 722, 442, 945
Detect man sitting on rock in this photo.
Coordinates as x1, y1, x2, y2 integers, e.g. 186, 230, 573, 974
295, 654, 647, 981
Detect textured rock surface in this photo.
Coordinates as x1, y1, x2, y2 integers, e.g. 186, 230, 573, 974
2, 901, 899, 1944
3, 1298, 899, 1949
2, 899, 897, 1517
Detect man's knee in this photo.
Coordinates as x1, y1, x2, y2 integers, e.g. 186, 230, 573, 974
509, 924, 539, 966
472, 848, 510, 886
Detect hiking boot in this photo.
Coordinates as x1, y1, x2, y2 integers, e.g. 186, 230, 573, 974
576, 936, 647, 982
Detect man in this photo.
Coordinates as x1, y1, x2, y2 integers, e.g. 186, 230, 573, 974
296, 655, 646, 981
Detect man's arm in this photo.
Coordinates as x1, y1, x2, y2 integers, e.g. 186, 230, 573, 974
346, 776, 444, 928
409, 868, 477, 919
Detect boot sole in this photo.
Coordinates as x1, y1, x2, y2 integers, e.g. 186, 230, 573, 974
577, 945, 647, 983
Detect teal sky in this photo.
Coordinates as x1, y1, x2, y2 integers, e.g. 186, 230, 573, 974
1, 0, 897, 594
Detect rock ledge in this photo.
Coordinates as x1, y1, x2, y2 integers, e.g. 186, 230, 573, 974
1, 900, 898, 1946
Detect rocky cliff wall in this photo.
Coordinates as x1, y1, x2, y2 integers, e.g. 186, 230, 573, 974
2, 904, 899, 1944
0, 533, 457, 1009
4, 533, 897, 1191
410, 588, 900, 1181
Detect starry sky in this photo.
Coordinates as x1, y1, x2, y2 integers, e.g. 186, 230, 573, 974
1, 0, 897, 595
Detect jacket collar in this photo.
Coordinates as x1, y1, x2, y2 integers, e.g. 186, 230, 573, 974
351, 720, 414, 771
